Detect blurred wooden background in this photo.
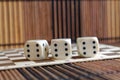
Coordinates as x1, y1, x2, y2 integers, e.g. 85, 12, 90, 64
0, 0, 120, 50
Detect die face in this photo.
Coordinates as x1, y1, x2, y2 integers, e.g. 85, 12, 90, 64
24, 40, 49, 60
77, 37, 99, 57
24, 41, 42, 60
39, 40, 49, 59
51, 39, 72, 60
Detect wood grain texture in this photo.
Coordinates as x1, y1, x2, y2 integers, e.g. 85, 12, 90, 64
18, 1, 24, 47
0, 2, 3, 50
107, 0, 111, 43
23, 1, 52, 41
3, 1, 9, 49
0, 1, 25, 50
0, 0, 120, 50
9, 1, 14, 49
14, 1, 19, 48
115, 0, 119, 39
80, 0, 120, 43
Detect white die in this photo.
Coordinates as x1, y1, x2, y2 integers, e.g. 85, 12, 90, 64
51, 39, 72, 60
24, 40, 49, 60
77, 37, 99, 57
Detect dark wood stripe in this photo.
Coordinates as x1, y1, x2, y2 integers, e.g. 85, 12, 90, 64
74, 0, 76, 42
52, 0, 55, 39
61, 0, 64, 38
56, 0, 59, 38
65, 0, 68, 38
78, 0, 81, 37
69, 0, 72, 40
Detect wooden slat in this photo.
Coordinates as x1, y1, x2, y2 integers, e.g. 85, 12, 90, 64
18, 1, 24, 48
13, 1, 19, 48
115, 0, 119, 42
46, 1, 52, 41
62, 1, 67, 38
66, 0, 70, 38
75, 1, 79, 38
34, 1, 40, 39
111, 1, 116, 43
0, 2, 3, 50
9, 1, 15, 49
80, 0, 85, 36
3, 1, 9, 49
107, 0, 111, 43
54, 1, 58, 39
71, 0, 75, 41
102, 0, 108, 43
0, 60, 14, 66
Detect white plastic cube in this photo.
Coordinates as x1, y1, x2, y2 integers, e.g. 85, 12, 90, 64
51, 39, 72, 60
24, 40, 49, 60
77, 37, 99, 57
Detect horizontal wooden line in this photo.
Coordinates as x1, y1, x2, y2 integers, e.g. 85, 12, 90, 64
0, 43, 24, 46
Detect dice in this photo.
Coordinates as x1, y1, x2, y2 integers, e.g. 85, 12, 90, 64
24, 40, 49, 60
51, 39, 72, 60
77, 37, 99, 57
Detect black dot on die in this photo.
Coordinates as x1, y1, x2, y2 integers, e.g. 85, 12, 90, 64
93, 41, 96, 44
65, 53, 69, 56
55, 49, 58, 52
26, 44, 29, 47
83, 52, 86, 55
45, 48, 47, 51
55, 54, 58, 57
65, 48, 68, 51
37, 54, 40, 57
93, 51, 96, 54
43, 44, 44, 46
83, 47, 86, 50
27, 49, 30, 52
54, 43, 57, 47
65, 43, 68, 46
27, 54, 30, 57
36, 49, 39, 52
93, 46, 96, 49
36, 44, 39, 47
82, 42, 86, 45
